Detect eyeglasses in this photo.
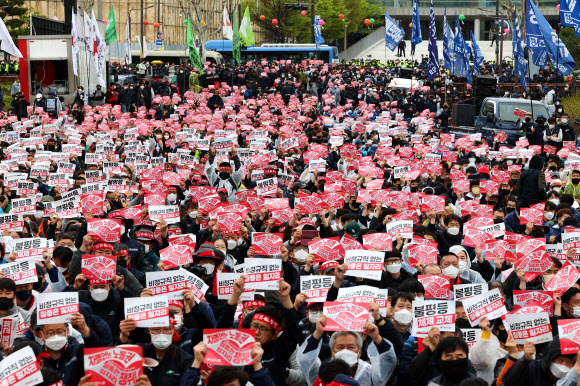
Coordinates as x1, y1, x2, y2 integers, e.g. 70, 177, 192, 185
386, 259, 402, 265
44, 330, 67, 338
250, 323, 273, 333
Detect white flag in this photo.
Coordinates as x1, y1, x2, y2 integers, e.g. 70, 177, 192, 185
0, 16, 22, 58
223, 6, 233, 41
125, 15, 132, 65
71, 10, 79, 76
90, 10, 107, 87
83, 10, 93, 54
142, 35, 147, 58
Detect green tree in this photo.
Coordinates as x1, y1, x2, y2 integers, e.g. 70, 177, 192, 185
248, 0, 310, 43
560, 26, 580, 72
1, 0, 28, 44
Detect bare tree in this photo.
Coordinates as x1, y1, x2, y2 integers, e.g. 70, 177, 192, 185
177, 0, 223, 62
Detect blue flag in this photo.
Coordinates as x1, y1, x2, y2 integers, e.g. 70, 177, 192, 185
314, 17, 325, 50
411, 0, 422, 46
453, 16, 471, 83
427, 0, 439, 79
384, 11, 405, 52
513, 7, 528, 92
560, 0, 580, 38
529, 0, 576, 75
470, 30, 483, 75
525, 0, 548, 67
443, 10, 454, 71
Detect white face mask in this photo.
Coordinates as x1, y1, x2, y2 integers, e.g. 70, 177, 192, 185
468, 158, 476, 163
189, 211, 197, 219
387, 262, 402, 274
151, 333, 173, 350
308, 311, 321, 324
550, 363, 571, 379
454, 165, 460, 169
550, 199, 560, 206
394, 309, 413, 326
237, 238, 244, 247
167, 193, 177, 202
144, 244, 151, 254
562, 119, 568, 124
447, 227, 460, 236
90, 288, 109, 302
545, 212, 555, 220
202, 263, 215, 275
35, 211, 44, 219
156, 134, 162, 139
549, 125, 555, 129
227, 240, 237, 250
116, 141, 122, 146
120, 225, 126, 234
294, 250, 308, 262
507, 160, 513, 165
164, 135, 170, 140
442, 265, 459, 279
44, 333, 67, 351
173, 314, 183, 330
57, 266, 68, 273
333, 349, 359, 367
458, 260, 468, 274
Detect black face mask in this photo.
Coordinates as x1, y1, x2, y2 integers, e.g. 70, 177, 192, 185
33, 279, 43, 291
455, 318, 471, 329
47, 145, 55, 151
410, 187, 418, 193
219, 172, 231, 180
117, 259, 128, 268
438, 357, 469, 382
506, 207, 515, 214
500, 189, 510, 196
495, 328, 508, 344
0, 297, 13, 310
572, 178, 580, 185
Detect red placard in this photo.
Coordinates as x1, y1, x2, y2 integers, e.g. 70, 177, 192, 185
463, 228, 492, 248
558, 320, 580, 354
418, 275, 451, 299
203, 329, 256, 366
323, 302, 369, 332
484, 239, 507, 261
87, 219, 122, 243
84, 347, 144, 386
520, 208, 544, 226
251, 233, 283, 255
408, 244, 438, 267
160, 245, 193, 270
81, 255, 116, 285
362, 233, 393, 251
308, 238, 345, 262
545, 261, 580, 295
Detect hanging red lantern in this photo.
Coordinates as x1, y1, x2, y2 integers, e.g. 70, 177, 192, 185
154, 22, 160, 28
143, 20, 149, 25
260, 14, 265, 20
301, 11, 307, 16
339, 14, 344, 19
272, 19, 278, 25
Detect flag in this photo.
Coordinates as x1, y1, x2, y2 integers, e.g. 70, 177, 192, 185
125, 15, 132, 65
443, 10, 454, 71
0, 16, 22, 58
314, 17, 325, 50
454, 16, 471, 84
513, 7, 528, 91
223, 6, 233, 40
71, 10, 79, 75
91, 10, 107, 86
105, 6, 117, 43
384, 11, 404, 52
561, 0, 580, 37
529, 0, 576, 75
525, 0, 548, 67
240, 6, 255, 47
143, 35, 147, 58
411, 0, 422, 46
232, 10, 241, 65
187, 16, 204, 74
470, 30, 483, 75
83, 10, 93, 54
426, 0, 439, 80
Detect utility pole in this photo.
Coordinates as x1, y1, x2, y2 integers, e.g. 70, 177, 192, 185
140, 0, 144, 56
310, 1, 315, 44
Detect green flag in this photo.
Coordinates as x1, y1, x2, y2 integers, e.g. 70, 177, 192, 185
239, 6, 254, 47
232, 10, 241, 65
186, 16, 204, 75
104, 6, 117, 43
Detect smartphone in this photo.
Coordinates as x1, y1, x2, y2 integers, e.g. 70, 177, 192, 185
301, 229, 318, 246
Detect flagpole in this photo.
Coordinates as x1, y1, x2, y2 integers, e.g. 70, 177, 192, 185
525, 0, 533, 117
556, 23, 560, 100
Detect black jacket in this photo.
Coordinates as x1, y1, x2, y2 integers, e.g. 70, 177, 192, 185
503, 337, 564, 386
142, 344, 194, 386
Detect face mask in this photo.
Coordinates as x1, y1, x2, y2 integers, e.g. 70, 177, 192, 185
545, 212, 555, 220
549, 125, 555, 129
387, 262, 402, 274
189, 211, 198, 219
237, 238, 244, 247
144, 244, 151, 254
525, 118, 531, 123
506, 207, 515, 214
550, 363, 571, 379
573, 179, 580, 185
308, 311, 321, 324
447, 227, 460, 236
90, 288, 109, 302
116, 141, 122, 146
120, 225, 126, 235
543, 273, 555, 283
454, 165, 460, 169
0, 297, 13, 310
151, 333, 173, 350
468, 158, 476, 163
439, 358, 469, 381
16, 289, 31, 301
471, 187, 480, 195
164, 135, 170, 140
227, 240, 237, 250
167, 193, 177, 202
219, 172, 231, 180
333, 349, 359, 367
294, 250, 308, 263
67, 117, 74, 121
394, 309, 413, 326
35, 211, 43, 218
173, 314, 183, 330
44, 334, 67, 351
202, 263, 215, 275
562, 119, 568, 124
156, 134, 162, 139
118, 259, 128, 268
57, 266, 68, 273
507, 160, 513, 165
496, 328, 508, 344
456, 318, 471, 328
442, 265, 459, 279
458, 260, 468, 274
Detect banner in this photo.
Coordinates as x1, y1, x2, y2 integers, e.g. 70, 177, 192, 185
426, 0, 439, 79
323, 302, 369, 332
87, 218, 121, 243
362, 233, 392, 251
124, 295, 169, 327
0, 346, 43, 386
300, 275, 333, 302
0, 259, 37, 285
412, 300, 456, 337
337, 286, 378, 303
344, 250, 384, 281
37, 292, 79, 325
545, 261, 580, 295
411, 0, 422, 46
384, 11, 404, 51
461, 288, 507, 327
308, 238, 345, 262
203, 329, 256, 366
454, 283, 485, 301
180, 269, 209, 302
407, 244, 438, 266
84, 347, 144, 386
386, 220, 413, 238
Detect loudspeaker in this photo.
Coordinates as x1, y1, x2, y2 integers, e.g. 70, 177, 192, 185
451, 104, 476, 127
475, 75, 497, 88
399, 68, 413, 79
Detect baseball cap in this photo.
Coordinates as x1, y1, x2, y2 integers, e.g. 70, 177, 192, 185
345, 222, 361, 238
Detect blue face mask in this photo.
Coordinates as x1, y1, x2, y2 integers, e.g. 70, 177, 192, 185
16, 289, 32, 301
